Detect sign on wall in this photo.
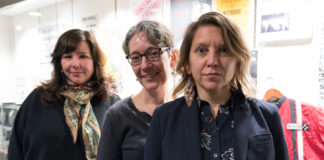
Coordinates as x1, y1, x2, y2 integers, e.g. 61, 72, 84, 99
81, 15, 98, 34
216, 0, 250, 39
130, 0, 163, 21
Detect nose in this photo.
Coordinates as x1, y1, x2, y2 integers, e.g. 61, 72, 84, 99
71, 57, 80, 68
140, 56, 152, 70
207, 50, 218, 67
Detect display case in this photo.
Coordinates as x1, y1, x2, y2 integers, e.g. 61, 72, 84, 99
0, 103, 19, 160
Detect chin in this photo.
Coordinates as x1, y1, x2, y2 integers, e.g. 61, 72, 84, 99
71, 80, 86, 84
143, 83, 161, 91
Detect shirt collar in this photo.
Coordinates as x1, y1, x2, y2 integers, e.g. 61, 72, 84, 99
196, 90, 236, 110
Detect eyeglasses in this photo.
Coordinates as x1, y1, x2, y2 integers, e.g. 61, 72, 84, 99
126, 47, 170, 66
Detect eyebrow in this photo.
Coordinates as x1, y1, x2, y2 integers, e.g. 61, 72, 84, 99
192, 42, 208, 48
192, 42, 226, 49
77, 51, 90, 54
130, 47, 159, 55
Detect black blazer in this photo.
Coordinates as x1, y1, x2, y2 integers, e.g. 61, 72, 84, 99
144, 95, 289, 160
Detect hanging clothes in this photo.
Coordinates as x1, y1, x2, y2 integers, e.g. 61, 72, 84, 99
267, 95, 324, 160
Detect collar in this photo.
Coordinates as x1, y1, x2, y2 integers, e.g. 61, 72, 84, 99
196, 89, 240, 110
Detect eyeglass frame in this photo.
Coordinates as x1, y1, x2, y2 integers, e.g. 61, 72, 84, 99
125, 47, 170, 66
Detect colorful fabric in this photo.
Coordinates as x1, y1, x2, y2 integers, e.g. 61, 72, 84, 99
59, 81, 100, 160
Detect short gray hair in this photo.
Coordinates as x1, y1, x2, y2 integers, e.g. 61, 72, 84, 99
122, 20, 174, 55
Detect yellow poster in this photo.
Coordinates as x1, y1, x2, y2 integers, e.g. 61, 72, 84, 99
216, 0, 250, 38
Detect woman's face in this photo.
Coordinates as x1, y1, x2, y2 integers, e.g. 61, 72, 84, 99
128, 32, 171, 91
61, 40, 94, 84
186, 25, 237, 94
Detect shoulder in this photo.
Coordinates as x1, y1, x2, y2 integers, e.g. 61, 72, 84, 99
92, 93, 120, 108
26, 88, 42, 100
154, 97, 187, 114
151, 97, 188, 123
100, 97, 133, 128
19, 88, 43, 109
14, 88, 46, 125
245, 97, 281, 123
102, 93, 121, 105
246, 97, 279, 114
105, 96, 131, 115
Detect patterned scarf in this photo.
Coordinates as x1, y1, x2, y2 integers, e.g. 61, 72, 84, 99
59, 80, 100, 160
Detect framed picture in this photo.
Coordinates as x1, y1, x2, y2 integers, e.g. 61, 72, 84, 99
257, 0, 312, 43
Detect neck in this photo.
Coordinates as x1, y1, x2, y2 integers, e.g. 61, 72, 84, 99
198, 87, 231, 108
139, 85, 171, 105
132, 84, 171, 116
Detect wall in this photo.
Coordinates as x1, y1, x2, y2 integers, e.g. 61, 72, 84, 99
255, 0, 321, 105
4, 0, 167, 103
2, 0, 324, 106
0, 15, 15, 103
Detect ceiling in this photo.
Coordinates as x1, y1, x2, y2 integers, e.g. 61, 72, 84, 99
0, 0, 24, 8
0, 0, 66, 16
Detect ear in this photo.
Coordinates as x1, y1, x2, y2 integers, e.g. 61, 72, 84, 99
185, 63, 192, 75
170, 49, 179, 68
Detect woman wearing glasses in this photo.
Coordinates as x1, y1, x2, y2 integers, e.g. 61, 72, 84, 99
97, 20, 174, 160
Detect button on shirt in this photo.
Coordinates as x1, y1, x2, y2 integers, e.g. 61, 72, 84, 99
198, 96, 235, 160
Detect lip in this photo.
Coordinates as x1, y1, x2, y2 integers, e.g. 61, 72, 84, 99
141, 72, 159, 79
204, 73, 221, 77
71, 72, 81, 76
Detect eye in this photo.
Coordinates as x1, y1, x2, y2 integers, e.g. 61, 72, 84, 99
62, 54, 72, 59
147, 49, 161, 59
195, 47, 208, 55
130, 54, 141, 61
80, 54, 88, 59
219, 48, 230, 56
150, 51, 160, 56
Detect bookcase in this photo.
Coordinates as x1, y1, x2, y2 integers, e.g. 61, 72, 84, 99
0, 103, 19, 160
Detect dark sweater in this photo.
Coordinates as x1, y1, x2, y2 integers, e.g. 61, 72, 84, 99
97, 97, 152, 160
8, 88, 120, 160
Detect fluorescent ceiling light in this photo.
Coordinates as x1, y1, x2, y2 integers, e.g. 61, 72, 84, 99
28, 11, 41, 16
16, 25, 22, 30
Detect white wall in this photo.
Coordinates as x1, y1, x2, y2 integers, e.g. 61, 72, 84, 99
5, 0, 168, 103
3, 0, 324, 105
255, 0, 321, 105
0, 15, 15, 103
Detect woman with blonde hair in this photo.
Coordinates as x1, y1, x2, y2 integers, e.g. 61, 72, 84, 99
144, 12, 288, 160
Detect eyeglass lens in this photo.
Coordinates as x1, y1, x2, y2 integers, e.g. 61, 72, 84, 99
128, 48, 165, 65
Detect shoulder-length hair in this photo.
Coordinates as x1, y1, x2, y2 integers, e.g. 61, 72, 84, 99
39, 29, 115, 104
172, 11, 255, 98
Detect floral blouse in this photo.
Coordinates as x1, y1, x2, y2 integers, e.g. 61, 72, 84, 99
198, 95, 235, 160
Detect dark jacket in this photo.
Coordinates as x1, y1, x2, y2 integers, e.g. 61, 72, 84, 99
8, 88, 120, 160
144, 93, 289, 160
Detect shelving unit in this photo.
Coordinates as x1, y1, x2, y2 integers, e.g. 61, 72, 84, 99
0, 103, 19, 160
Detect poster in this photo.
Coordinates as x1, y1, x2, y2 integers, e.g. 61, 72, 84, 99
216, 0, 250, 39
130, 0, 163, 21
